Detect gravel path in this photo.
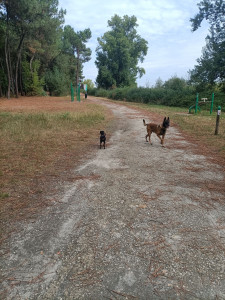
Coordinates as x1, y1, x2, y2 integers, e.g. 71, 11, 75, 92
1, 99, 225, 300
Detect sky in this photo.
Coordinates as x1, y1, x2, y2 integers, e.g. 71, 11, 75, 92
58, 0, 209, 87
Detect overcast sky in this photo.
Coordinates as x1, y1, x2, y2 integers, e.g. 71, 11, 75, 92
58, 0, 209, 87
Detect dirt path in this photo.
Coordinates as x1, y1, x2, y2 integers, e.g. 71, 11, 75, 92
1, 98, 225, 299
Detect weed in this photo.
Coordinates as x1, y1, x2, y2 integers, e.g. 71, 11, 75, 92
0, 192, 9, 199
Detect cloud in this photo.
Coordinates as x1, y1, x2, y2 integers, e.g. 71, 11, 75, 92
58, 0, 209, 86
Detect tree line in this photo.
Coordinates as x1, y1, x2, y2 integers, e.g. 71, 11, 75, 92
94, 1, 225, 94
0, 0, 224, 102
91, 0, 225, 108
0, 0, 91, 98
189, 0, 225, 92
88, 75, 224, 109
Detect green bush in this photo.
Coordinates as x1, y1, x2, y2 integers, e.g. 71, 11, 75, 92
22, 60, 45, 96
45, 67, 70, 96
88, 77, 225, 110
95, 88, 109, 98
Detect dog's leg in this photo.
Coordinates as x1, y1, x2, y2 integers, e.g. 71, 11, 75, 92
149, 132, 153, 144
104, 141, 105, 149
145, 133, 149, 142
156, 134, 162, 144
161, 135, 165, 146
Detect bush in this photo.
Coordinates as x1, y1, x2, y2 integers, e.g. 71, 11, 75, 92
22, 60, 45, 96
45, 67, 70, 96
95, 88, 109, 98
87, 79, 225, 110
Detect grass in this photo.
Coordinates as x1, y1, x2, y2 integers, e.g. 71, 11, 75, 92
112, 100, 225, 164
1, 95, 224, 243
0, 96, 114, 242
0, 110, 105, 180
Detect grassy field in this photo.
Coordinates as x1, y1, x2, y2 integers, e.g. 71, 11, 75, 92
0, 95, 224, 243
0, 95, 114, 242
112, 100, 225, 165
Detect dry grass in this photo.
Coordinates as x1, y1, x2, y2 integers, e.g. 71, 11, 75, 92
109, 100, 225, 166
0, 95, 114, 242
1, 95, 225, 244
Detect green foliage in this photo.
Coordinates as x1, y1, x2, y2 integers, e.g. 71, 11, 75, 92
0, 0, 92, 97
108, 87, 129, 100
95, 14, 148, 89
88, 76, 225, 110
0, 67, 7, 96
0, 0, 66, 97
88, 88, 98, 96
0, 192, 9, 199
95, 89, 109, 98
45, 67, 69, 96
83, 79, 95, 90
22, 59, 44, 96
63, 25, 92, 86
189, 0, 225, 90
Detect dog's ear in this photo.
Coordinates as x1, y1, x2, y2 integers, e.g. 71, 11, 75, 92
167, 117, 170, 120
164, 117, 166, 121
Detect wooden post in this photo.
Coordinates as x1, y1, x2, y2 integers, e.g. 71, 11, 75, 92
215, 106, 221, 135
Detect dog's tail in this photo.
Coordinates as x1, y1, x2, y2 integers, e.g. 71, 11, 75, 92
143, 119, 146, 126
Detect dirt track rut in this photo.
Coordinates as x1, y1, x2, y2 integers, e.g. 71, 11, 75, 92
1, 99, 225, 299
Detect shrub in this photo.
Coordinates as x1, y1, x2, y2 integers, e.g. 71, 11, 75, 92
88, 80, 225, 109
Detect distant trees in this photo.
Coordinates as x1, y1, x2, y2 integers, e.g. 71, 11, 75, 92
0, 0, 91, 98
83, 79, 95, 90
45, 25, 92, 95
89, 75, 198, 108
95, 15, 148, 89
62, 26, 91, 87
189, 0, 225, 91
0, 0, 66, 98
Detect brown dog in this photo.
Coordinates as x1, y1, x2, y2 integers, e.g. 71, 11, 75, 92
143, 117, 170, 146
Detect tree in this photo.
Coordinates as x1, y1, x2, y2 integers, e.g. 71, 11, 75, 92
163, 76, 187, 91
0, 0, 65, 98
83, 79, 95, 90
0, 1, 92, 97
44, 25, 92, 95
63, 25, 91, 87
154, 77, 164, 88
95, 14, 148, 89
189, 0, 225, 90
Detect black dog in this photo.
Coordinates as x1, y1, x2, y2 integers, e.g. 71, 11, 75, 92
100, 131, 106, 149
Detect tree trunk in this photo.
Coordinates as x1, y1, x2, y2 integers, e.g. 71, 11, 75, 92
76, 49, 80, 87
4, 2, 11, 99
5, 35, 11, 99
15, 34, 25, 98
0, 80, 2, 97
9, 51, 15, 96
30, 54, 35, 73
19, 55, 24, 96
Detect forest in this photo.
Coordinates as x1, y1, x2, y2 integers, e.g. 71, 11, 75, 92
0, 0, 224, 108
0, 0, 92, 98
